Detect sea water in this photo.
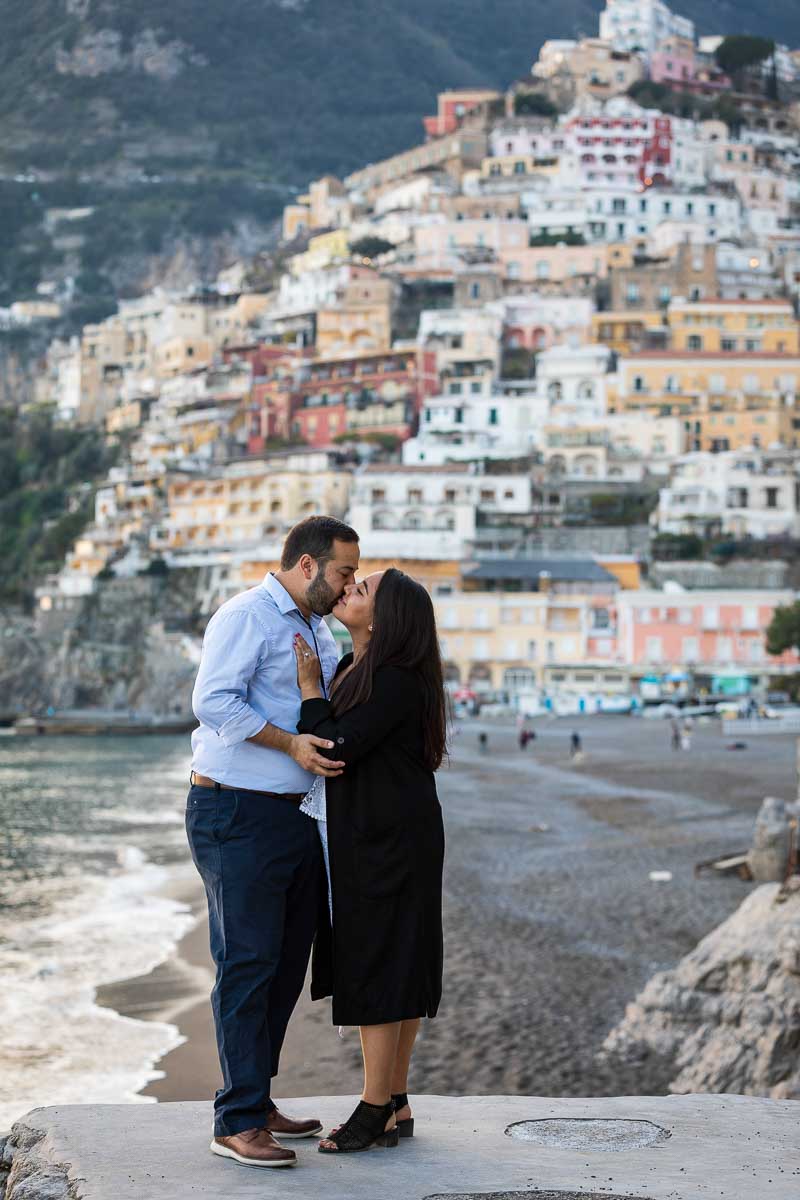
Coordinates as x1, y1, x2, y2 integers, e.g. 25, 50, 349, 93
0, 734, 195, 1130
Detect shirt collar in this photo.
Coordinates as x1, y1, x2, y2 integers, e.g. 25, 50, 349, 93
262, 572, 322, 627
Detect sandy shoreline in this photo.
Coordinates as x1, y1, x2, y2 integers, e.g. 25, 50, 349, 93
96, 715, 797, 1108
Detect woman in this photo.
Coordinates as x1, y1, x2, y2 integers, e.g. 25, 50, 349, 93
292, 567, 447, 1155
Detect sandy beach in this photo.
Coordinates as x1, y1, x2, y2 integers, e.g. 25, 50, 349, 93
100, 714, 796, 1106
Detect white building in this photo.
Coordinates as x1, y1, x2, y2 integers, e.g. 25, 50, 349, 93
716, 242, 781, 300
403, 388, 546, 464
347, 463, 533, 559
587, 187, 740, 244
536, 343, 614, 423
656, 451, 800, 538
599, 0, 694, 60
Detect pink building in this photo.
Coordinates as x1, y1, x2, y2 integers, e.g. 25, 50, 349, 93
618, 589, 800, 689
650, 36, 696, 88
423, 90, 500, 139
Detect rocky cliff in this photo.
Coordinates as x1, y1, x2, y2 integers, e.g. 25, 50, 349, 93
0, 571, 204, 720
602, 881, 800, 1099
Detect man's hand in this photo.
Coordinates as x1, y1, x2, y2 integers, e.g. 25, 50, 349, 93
290, 733, 345, 777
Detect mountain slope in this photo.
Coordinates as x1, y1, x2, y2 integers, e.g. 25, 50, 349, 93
0, 1, 798, 334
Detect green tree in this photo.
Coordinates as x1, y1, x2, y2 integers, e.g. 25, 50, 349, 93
715, 36, 775, 85
350, 235, 396, 260
766, 602, 800, 657
513, 91, 558, 118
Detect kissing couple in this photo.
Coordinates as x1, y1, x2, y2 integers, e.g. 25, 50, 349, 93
185, 515, 447, 1167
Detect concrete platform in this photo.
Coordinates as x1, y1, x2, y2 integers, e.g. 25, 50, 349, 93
3, 1094, 799, 1200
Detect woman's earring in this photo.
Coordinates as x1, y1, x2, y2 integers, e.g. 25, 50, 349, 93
368, 624, 373, 632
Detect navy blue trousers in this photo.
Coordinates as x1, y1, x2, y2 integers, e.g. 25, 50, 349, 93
185, 784, 320, 1136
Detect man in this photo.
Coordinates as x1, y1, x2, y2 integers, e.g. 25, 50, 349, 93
187, 515, 360, 1168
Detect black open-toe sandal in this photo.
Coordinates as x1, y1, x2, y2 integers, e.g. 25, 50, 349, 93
392, 1092, 414, 1138
318, 1100, 399, 1154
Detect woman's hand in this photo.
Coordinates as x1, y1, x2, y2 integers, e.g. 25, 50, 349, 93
294, 633, 322, 699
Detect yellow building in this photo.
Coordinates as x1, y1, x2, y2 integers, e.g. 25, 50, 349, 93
532, 37, 644, 102
667, 299, 800, 355
238, 556, 461, 596
154, 335, 213, 379
434, 586, 622, 692
591, 310, 665, 355
480, 154, 564, 181
289, 230, 351, 277
316, 275, 393, 357
164, 456, 351, 553
614, 351, 800, 449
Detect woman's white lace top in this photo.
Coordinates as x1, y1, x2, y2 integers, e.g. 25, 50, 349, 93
299, 774, 327, 821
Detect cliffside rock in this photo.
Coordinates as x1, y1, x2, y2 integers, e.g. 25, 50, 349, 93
747, 796, 800, 882
2, 1119, 73, 1200
601, 883, 800, 1099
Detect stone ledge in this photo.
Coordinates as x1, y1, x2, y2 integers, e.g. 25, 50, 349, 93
3, 1094, 799, 1200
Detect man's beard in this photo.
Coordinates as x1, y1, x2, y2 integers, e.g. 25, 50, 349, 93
307, 566, 337, 616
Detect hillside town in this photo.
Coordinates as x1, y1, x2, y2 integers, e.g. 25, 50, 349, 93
23, 1, 800, 713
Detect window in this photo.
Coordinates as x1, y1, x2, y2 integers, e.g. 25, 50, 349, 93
633, 375, 646, 393
371, 488, 386, 502
721, 338, 736, 352
527, 640, 538, 659
766, 487, 779, 509
488, 408, 499, 426
536, 260, 550, 279
682, 636, 699, 661
703, 605, 719, 629
717, 636, 733, 661
688, 335, 702, 351
626, 283, 640, 303
646, 637, 663, 662
475, 608, 490, 629
679, 608, 693, 625
407, 488, 423, 503
480, 489, 496, 503
742, 606, 759, 630
441, 607, 458, 629
470, 282, 481, 300
470, 381, 482, 394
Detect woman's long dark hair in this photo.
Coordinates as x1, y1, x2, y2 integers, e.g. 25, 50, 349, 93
331, 567, 448, 770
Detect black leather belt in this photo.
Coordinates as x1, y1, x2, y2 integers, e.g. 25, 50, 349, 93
190, 772, 305, 804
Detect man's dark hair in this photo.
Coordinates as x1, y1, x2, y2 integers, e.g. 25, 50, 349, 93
280, 515, 359, 570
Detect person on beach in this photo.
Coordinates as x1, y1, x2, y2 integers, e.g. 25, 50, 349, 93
186, 515, 360, 1170
293, 567, 447, 1155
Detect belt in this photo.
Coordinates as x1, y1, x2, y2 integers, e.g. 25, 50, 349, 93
190, 772, 305, 805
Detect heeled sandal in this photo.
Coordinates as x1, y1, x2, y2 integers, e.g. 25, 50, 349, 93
392, 1092, 414, 1138
318, 1100, 399, 1154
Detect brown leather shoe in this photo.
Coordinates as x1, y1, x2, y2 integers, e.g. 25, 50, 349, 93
211, 1127, 296, 1168
265, 1107, 323, 1139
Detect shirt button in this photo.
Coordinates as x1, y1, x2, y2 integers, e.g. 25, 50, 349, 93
336, 737, 345, 744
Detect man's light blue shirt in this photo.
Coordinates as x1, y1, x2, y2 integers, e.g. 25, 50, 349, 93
190, 573, 340, 792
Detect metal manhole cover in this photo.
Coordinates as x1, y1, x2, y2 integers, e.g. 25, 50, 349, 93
425, 1193, 652, 1199
505, 1117, 671, 1152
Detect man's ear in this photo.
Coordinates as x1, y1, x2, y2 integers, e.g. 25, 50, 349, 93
299, 553, 315, 579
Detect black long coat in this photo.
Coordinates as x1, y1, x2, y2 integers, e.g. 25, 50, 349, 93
297, 658, 444, 1027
